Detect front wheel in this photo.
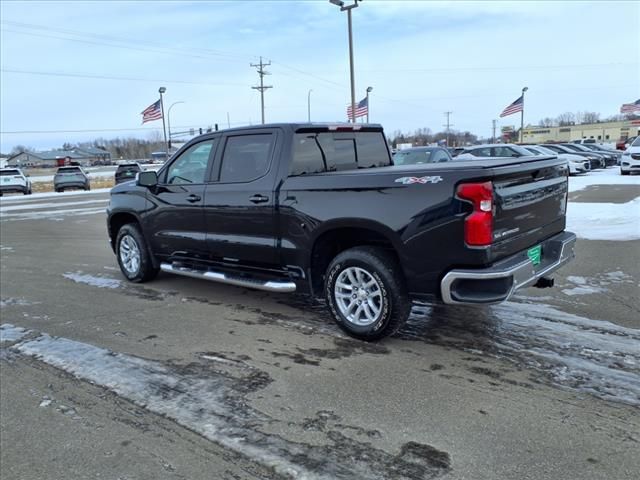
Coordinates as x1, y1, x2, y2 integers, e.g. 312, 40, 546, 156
116, 223, 159, 283
325, 246, 410, 341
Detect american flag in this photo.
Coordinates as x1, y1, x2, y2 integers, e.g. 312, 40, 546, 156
141, 100, 163, 123
620, 99, 640, 113
347, 96, 368, 119
499, 95, 524, 118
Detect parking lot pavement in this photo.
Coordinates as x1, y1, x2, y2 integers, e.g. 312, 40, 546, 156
1, 175, 639, 480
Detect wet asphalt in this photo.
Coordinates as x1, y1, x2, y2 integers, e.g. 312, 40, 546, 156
1, 186, 639, 480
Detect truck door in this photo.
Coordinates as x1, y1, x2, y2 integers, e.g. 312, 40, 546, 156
203, 129, 281, 268
144, 138, 218, 259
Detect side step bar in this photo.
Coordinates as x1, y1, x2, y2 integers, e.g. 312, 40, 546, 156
160, 263, 297, 293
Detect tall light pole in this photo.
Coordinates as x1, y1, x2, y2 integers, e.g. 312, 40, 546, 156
307, 89, 313, 123
158, 87, 168, 157
330, 0, 360, 123
167, 101, 185, 147
366, 86, 372, 123
520, 86, 528, 144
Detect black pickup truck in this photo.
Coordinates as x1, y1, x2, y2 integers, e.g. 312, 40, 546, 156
107, 123, 576, 340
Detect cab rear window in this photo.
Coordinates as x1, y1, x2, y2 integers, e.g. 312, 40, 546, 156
0, 170, 20, 176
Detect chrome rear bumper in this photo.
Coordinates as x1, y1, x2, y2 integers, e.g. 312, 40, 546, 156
440, 231, 576, 305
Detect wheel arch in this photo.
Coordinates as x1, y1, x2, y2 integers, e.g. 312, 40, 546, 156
308, 219, 404, 294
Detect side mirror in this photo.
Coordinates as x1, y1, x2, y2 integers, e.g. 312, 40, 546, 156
137, 170, 158, 187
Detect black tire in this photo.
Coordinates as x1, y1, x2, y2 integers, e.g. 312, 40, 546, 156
324, 246, 410, 341
85, 185, 91, 191
115, 223, 159, 283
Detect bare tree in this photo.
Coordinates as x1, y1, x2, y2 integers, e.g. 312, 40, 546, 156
556, 112, 575, 126
580, 111, 600, 124
9, 145, 33, 155
538, 118, 555, 127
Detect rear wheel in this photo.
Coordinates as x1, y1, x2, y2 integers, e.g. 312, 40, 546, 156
116, 223, 159, 283
325, 246, 410, 341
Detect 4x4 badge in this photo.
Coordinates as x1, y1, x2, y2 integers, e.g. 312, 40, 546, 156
394, 176, 443, 185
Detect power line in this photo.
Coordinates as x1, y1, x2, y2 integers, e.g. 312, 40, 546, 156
1, 68, 250, 87
251, 57, 273, 125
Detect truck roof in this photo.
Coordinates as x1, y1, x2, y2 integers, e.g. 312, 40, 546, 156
196, 123, 384, 135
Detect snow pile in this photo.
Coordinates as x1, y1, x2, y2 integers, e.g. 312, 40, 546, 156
566, 197, 640, 241
568, 168, 640, 193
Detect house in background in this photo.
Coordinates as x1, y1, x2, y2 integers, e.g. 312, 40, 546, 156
7, 147, 111, 168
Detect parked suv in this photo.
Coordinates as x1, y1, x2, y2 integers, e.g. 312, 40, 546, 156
620, 136, 640, 175
53, 166, 90, 192
107, 123, 576, 340
0, 168, 32, 196
115, 163, 143, 184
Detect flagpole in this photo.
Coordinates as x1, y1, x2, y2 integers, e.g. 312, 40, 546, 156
520, 86, 528, 144
158, 87, 168, 158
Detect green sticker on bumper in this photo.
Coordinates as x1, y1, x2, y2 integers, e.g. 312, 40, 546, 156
527, 245, 542, 266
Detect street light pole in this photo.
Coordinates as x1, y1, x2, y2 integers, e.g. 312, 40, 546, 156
330, 0, 360, 123
520, 86, 528, 144
366, 86, 372, 123
158, 87, 168, 157
167, 101, 185, 146
307, 89, 313, 123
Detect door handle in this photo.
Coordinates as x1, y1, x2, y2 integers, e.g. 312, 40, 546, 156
249, 194, 269, 204
186, 194, 201, 203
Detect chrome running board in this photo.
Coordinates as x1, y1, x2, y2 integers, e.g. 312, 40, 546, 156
160, 263, 296, 293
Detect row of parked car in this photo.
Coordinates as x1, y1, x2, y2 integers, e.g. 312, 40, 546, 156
393, 141, 627, 176
0, 163, 146, 196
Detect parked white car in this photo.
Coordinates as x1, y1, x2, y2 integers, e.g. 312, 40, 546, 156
620, 136, 640, 175
454, 144, 534, 160
523, 145, 590, 175
0, 168, 32, 196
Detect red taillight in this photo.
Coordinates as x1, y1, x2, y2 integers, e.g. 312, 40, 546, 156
457, 181, 493, 246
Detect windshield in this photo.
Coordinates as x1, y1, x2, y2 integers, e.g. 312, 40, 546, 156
567, 144, 591, 152
534, 146, 556, 155
632, 137, 640, 147
511, 145, 535, 156
393, 149, 433, 165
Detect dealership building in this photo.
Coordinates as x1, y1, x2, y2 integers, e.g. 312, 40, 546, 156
521, 119, 640, 144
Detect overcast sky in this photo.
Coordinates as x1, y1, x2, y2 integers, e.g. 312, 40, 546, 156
1, 0, 638, 152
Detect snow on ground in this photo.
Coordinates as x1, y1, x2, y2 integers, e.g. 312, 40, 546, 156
62, 272, 121, 289
1, 207, 107, 222
0, 199, 108, 213
566, 197, 640, 241
0, 188, 111, 203
568, 168, 640, 193
0, 324, 31, 343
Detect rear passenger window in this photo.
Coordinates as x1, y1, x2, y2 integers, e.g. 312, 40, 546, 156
219, 134, 274, 183
355, 132, 391, 168
289, 131, 391, 176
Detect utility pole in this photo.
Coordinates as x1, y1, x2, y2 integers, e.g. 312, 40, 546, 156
227, 112, 231, 129
251, 56, 273, 125
492, 119, 497, 143
443, 111, 453, 147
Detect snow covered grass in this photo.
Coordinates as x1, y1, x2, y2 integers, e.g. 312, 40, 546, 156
568, 167, 640, 193
0, 199, 108, 213
566, 197, 640, 241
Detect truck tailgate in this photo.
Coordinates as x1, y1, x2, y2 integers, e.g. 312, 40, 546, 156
486, 157, 568, 261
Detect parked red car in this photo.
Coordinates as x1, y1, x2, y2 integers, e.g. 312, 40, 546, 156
617, 136, 636, 151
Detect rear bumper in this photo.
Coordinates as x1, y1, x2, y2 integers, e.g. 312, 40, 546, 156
55, 181, 88, 189
440, 231, 576, 305
0, 185, 28, 193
